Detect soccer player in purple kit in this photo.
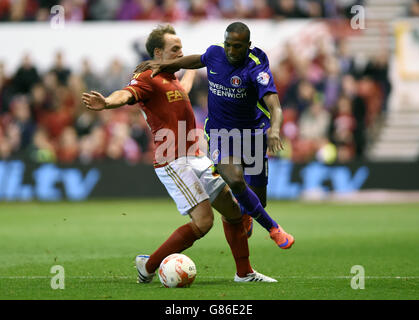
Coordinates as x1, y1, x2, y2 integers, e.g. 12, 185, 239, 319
136, 22, 294, 249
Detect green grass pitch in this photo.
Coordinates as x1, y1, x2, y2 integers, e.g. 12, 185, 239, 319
0, 199, 418, 300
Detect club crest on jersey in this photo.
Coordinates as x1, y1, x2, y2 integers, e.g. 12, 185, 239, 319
257, 72, 270, 86
211, 149, 220, 162
230, 76, 242, 87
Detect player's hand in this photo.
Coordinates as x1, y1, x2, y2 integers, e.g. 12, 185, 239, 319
134, 60, 180, 78
82, 91, 107, 111
134, 60, 163, 78
267, 128, 283, 155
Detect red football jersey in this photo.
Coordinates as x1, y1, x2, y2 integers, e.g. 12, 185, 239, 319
123, 70, 202, 165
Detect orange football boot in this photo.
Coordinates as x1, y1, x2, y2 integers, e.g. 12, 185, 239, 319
269, 225, 294, 249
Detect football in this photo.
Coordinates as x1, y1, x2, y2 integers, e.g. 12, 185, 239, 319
158, 253, 197, 288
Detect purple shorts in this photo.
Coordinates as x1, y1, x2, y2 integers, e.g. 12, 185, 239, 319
205, 128, 268, 188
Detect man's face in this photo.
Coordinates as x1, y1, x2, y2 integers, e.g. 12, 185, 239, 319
160, 33, 183, 61
224, 31, 250, 66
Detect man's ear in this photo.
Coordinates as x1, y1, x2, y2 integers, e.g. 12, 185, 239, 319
248, 41, 252, 49
154, 48, 162, 60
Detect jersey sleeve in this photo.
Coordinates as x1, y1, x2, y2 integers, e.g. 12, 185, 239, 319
200, 45, 222, 67
249, 50, 277, 100
122, 71, 153, 104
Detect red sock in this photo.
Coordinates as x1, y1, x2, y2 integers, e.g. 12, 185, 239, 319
222, 218, 253, 277
145, 222, 202, 274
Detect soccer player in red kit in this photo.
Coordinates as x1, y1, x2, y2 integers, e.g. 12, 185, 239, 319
82, 25, 276, 282
135, 22, 294, 250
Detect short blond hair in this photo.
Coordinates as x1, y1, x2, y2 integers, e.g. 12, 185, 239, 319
146, 24, 176, 58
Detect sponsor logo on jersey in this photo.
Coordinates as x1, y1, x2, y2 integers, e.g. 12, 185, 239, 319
166, 90, 184, 103
257, 72, 270, 86
230, 76, 242, 87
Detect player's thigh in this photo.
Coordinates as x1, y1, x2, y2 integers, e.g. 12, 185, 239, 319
155, 160, 210, 216
189, 156, 240, 222
216, 159, 246, 191
211, 185, 241, 221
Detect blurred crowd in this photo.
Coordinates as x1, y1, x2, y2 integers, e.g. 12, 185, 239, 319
0, 53, 152, 164
0, 33, 391, 165
0, 0, 395, 165
266, 40, 391, 163
0, 0, 370, 22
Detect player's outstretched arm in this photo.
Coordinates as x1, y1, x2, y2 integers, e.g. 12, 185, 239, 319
134, 55, 204, 77
179, 70, 197, 94
263, 92, 284, 154
82, 90, 134, 111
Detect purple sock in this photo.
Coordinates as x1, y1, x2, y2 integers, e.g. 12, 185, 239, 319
234, 187, 278, 231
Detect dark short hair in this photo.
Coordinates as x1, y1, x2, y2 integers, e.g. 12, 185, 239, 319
226, 22, 250, 42
146, 24, 176, 58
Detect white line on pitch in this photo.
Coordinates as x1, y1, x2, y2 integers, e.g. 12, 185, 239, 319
0, 275, 418, 280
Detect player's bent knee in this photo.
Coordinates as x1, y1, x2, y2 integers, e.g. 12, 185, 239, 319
189, 201, 214, 236
195, 215, 213, 235
228, 178, 247, 194
222, 215, 242, 225
212, 186, 241, 221
217, 165, 244, 187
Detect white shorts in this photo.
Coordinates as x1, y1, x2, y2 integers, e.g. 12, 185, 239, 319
155, 156, 226, 215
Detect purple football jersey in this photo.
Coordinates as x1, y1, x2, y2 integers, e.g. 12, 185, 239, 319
200, 44, 277, 132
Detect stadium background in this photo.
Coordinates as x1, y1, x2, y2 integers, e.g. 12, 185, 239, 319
1, 0, 419, 201
0, 0, 418, 302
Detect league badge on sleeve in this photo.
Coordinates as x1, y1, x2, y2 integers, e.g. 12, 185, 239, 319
129, 79, 138, 86
257, 72, 270, 86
